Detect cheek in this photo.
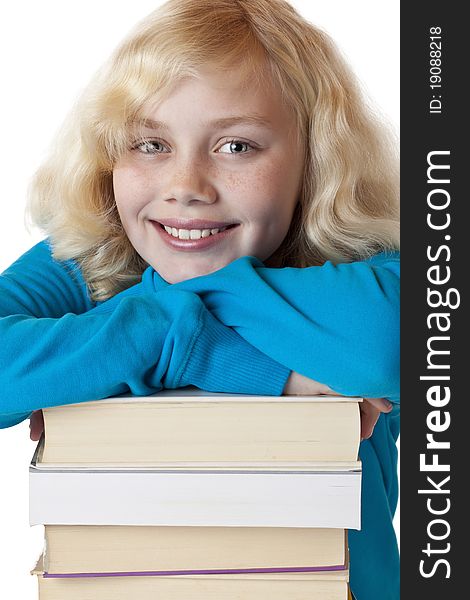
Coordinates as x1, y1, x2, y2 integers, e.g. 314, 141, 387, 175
112, 168, 147, 222
112, 169, 129, 209
240, 162, 299, 227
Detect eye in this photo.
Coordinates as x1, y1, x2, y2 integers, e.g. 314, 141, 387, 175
217, 139, 254, 154
131, 139, 169, 154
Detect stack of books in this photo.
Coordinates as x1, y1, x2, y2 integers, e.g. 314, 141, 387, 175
30, 387, 361, 599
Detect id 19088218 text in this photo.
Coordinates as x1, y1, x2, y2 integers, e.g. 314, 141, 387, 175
429, 27, 442, 114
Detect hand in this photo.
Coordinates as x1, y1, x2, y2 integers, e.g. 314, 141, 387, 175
283, 371, 335, 396
360, 398, 393, 440
284, 372, 393, 440
29, 410, 44, 441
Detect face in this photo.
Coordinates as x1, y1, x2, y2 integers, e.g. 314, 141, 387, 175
113, 64, 304, 283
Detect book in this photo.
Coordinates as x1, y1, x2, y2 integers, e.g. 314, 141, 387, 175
33, 555, 350, 600
29, 461, 361, 529
39, 387, 361, 466
30, 389, 360, 598
42, 525, 347, 576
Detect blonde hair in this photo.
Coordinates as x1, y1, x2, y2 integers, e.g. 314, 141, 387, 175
27, 0, 399, 301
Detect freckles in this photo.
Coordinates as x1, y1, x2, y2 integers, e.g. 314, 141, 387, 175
232, 164, 276, 194
252, 165, 283, 200
222, 170, 248, 192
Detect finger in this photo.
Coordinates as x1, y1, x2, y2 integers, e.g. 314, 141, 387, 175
361, 414, 376, 439
29, 413, 36, 441
30, 419, 40, 441
30, 425, 44, 441
365, 397, 393, 413
29, 411, 44, 441
360, 404, 380, 440
30, 423, 39, 441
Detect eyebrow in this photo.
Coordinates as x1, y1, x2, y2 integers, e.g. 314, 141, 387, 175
133, 115, 273, 131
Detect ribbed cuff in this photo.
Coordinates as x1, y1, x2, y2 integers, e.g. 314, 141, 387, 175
180, 309, 291, 396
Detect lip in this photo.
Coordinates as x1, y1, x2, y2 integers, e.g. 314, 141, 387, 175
150, 220, 240, 252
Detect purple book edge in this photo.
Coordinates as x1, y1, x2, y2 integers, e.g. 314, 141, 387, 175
43, 564, 346, 578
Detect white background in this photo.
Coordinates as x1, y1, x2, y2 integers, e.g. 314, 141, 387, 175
0, 2, 399, 597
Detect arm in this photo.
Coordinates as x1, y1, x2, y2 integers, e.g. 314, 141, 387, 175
147, 252, 400, 401
0, 242, 290, 429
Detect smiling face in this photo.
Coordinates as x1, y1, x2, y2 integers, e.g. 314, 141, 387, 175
112, 63, 304, 283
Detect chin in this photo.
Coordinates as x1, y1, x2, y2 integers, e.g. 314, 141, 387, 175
161, 258, 235, 284
157, 266, 209, 285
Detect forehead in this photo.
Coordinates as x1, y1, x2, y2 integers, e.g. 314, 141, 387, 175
139, 63, 295, 131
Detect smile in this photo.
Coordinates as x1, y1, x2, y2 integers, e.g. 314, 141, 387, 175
161, 225, 232, 240
150, 220, 239, 252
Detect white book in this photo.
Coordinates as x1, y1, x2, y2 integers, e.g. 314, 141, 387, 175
30, 465, 361, 529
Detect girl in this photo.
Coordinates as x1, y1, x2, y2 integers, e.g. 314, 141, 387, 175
0, 1, 399, 598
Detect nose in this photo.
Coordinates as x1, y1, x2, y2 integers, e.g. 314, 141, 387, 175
164, 156, 217, 206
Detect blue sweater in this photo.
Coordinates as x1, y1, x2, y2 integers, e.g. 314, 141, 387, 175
0, 240, 400, 600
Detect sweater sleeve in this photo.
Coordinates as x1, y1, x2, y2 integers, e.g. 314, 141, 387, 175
148, 252, 400, 401
0, 241, 290, 429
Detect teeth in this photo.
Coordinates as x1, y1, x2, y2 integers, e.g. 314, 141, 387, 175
162, 225, 229, 240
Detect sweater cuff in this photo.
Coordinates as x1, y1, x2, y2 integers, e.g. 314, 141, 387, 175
180, 309, 291, 396
0, 411, 31, 429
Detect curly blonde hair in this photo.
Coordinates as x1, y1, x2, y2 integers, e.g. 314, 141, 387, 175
27, 0, 399, 301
